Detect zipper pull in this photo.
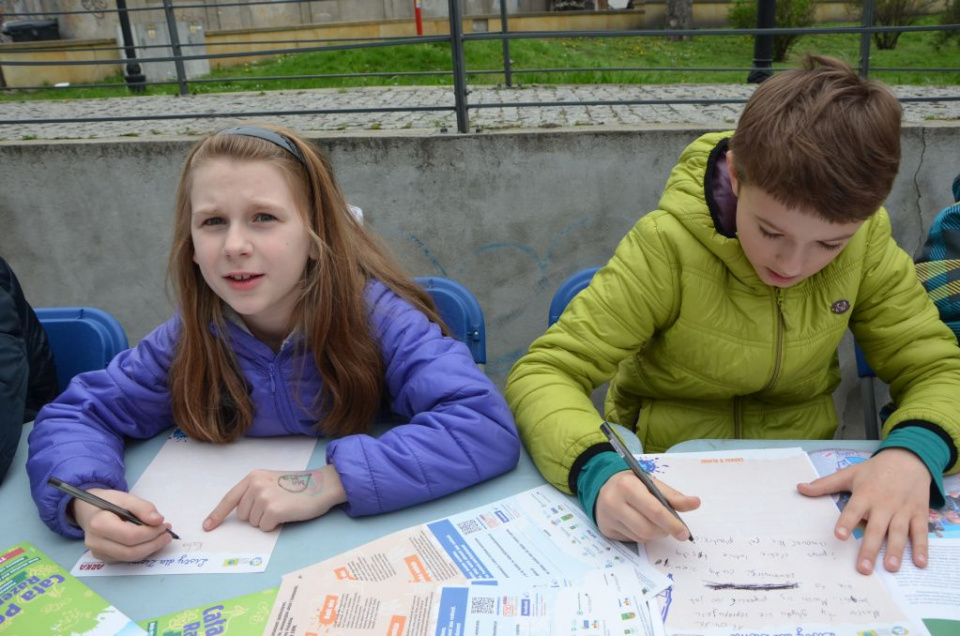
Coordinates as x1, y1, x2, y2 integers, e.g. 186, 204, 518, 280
269, 364, 276, 394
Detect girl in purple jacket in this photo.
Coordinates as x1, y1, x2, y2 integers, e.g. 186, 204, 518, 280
27, 124, 520, 563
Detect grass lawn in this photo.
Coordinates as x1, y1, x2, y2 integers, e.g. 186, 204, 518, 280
1, 16, 956, 102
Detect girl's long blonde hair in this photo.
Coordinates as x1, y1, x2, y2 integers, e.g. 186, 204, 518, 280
167, 124, 446, 443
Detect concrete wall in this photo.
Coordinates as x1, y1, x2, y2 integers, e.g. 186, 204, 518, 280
1, 124, 957, 437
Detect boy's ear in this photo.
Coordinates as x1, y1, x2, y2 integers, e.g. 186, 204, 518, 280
726, 149, 740, 194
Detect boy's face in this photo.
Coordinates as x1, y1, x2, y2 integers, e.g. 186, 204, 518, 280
727, 152, 864, 288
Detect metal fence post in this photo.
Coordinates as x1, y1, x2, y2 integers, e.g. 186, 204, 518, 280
747, 0, 775, 84
858, 0, 875, 79
448, 0, 470, 133
115, 0, 146, 93
162, 0, 189, 96
499, 0, 513, 88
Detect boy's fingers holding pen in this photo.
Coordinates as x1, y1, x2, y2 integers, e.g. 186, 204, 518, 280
654, 477, 701, 512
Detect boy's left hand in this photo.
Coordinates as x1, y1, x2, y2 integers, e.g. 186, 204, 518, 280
203, 464, 347, 532
797, 448, 931, 575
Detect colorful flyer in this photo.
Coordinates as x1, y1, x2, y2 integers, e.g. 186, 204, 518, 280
138, 587, 278, 635
0, 541, 144, 635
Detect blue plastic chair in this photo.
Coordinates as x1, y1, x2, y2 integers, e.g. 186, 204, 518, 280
548, 267, 600, 326
415, 277, 486, 365
34, 307, 129, 390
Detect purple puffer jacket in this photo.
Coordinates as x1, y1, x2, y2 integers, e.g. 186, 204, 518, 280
27, 280, 520, 538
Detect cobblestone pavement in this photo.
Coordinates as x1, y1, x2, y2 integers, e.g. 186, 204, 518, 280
1, 83, 958, 141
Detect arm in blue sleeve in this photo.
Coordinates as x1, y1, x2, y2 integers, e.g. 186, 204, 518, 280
26, 317, 179, 537
326, 283, 520, 516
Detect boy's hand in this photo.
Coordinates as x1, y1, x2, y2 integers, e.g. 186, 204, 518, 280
797, 449, 931, 575
595, 471, 700, 543
72, 489, 173, 563
204, 465, 347, 533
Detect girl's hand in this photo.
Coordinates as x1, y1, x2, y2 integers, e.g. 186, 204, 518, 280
204, 465, 347, 533
797, 448, 931, 574
594, 471, 700, 543
71, 489, 173, 563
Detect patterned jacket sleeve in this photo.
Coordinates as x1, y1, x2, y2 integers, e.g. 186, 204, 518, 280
325, 282, 520, 516
27, 317, 179, 537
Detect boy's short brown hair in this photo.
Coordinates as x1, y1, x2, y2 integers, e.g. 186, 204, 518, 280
729, 55, 901, 224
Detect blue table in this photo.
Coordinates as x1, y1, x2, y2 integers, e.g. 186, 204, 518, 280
0, 424, 549, 622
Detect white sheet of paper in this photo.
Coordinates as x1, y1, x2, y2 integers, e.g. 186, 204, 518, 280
645, 448, 925, 636
72, 431, 318, 577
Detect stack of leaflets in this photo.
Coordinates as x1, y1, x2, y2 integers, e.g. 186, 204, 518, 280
0, 542, 144, 635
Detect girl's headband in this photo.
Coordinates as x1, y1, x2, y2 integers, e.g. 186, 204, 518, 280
216, 126, 306, 166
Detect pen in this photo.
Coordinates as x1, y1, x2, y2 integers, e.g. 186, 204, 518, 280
48, 476, 180, 540
599, 422, 694, 542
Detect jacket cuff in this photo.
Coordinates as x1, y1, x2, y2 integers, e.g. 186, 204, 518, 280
325, 437, 380, 517
576, 451, 630, 525
54, 479, 117, 539
876, 423, 952, 508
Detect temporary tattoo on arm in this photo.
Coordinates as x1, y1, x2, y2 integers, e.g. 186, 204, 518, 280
277, 471, 326, 496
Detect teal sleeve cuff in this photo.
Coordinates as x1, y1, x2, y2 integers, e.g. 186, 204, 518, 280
576, 451, 630, 525
876, 426, 950, 508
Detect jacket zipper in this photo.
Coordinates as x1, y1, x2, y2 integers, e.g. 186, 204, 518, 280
737, 290, 785, 439
734, 395, 743, 439
762, 289, 786, 392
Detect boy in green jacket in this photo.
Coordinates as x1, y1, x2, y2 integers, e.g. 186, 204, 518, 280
506, 56, 960, 576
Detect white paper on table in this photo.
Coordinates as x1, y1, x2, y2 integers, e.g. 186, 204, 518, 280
644, 448, 926, 636
72, 431, 318, 577
267, 485, 670, 634
266, 566, 660, 636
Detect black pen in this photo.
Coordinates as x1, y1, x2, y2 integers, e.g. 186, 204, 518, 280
48, 476, 180, 540
599, 422, 694, 542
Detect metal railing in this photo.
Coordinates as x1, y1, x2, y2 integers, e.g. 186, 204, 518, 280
0, 0, 957, 133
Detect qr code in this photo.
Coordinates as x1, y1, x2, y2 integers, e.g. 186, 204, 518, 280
457, 519, 483, 534
470, 596, 496, 614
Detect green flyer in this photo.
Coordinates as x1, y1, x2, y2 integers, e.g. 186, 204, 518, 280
139, 587, 278, 636
0, 541, 144, 635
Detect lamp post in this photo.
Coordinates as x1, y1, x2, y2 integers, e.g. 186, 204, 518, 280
115, 0, 146, 92
747, 0, 774, 84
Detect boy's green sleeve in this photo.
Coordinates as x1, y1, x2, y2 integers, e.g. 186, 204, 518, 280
505, 212, 680, 493
877, 424, 953, 508
576, 451, 631, 524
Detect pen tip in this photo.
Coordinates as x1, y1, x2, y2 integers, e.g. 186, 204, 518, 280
168, 530, 181, 540
688, 536, 695, 543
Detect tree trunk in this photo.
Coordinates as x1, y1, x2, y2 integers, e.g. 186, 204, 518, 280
665, 0, 693, 41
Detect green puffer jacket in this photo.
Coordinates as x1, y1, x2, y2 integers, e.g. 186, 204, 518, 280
506, 131, 960, 494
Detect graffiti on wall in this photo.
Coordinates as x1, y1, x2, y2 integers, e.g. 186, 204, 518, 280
81, 0, 109, 20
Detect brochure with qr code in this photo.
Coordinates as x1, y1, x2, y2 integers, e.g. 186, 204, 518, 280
264, 485, 670, 635
138, 587, 278, 636
0, 541, 145, 635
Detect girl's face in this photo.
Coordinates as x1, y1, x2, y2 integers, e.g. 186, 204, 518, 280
190, 158, 312, 345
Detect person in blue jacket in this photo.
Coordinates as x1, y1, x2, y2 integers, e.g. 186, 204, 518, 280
1, 256, 58, 485
27, 124, 520, 563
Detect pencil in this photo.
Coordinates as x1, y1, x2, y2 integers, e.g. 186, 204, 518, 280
599, 422, 694, 542
48, 476, 180, 540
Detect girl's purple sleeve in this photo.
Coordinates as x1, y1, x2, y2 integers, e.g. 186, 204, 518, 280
27, 317, 179, 538
326, 282, 520, 516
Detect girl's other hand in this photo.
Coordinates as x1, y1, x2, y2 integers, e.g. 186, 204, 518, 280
204, 465, 347, 533
595, 471, 700, 543
797, 448, 931, 575
71, 489, 173, 562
